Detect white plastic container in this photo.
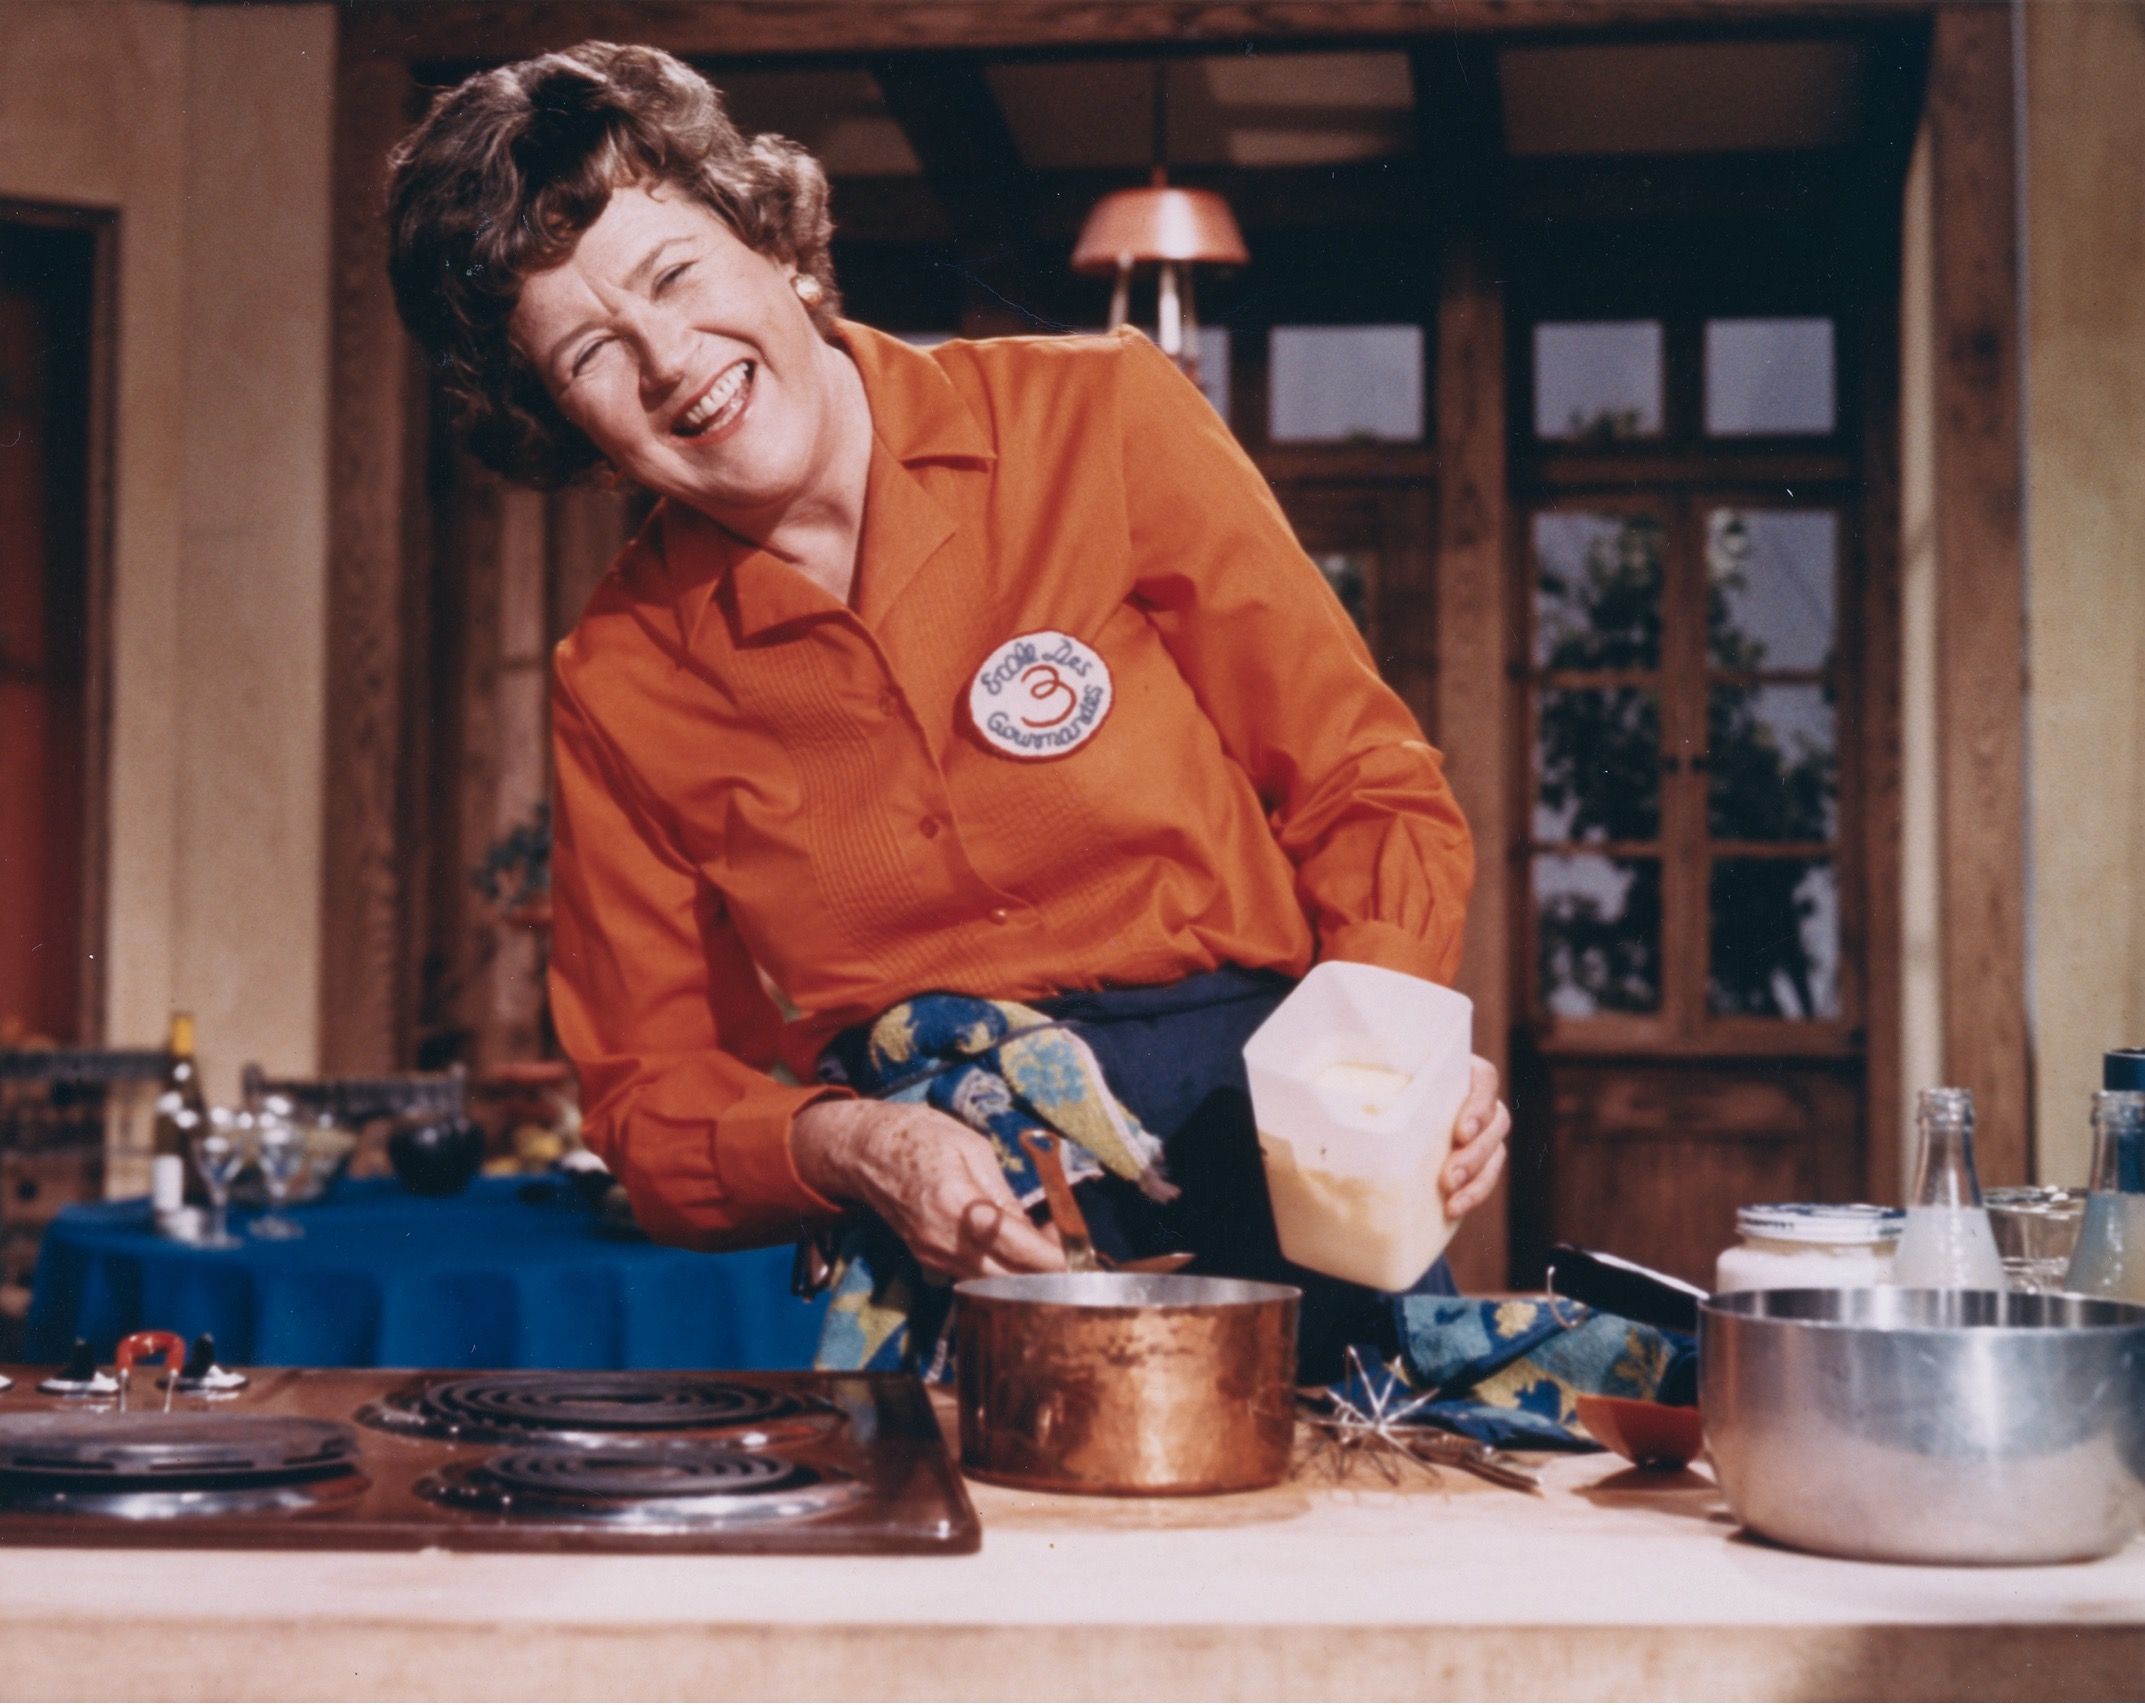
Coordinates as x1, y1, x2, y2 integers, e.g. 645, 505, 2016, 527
1713, 1203, 1902, 1294
1243, 961, 1474, 1292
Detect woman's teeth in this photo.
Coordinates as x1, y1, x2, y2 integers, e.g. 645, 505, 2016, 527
675, 363, 753, 437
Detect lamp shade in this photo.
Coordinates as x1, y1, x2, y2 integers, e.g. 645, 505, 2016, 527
1071, 183, 1249, 273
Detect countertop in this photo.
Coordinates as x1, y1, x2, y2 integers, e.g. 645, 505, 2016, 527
3, 1415, 2142, 1702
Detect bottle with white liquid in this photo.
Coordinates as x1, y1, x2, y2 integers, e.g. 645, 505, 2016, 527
2064, 1090, 2145, 1303
1891, 1087, 2006, 1290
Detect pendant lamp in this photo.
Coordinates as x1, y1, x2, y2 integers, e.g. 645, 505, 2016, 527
1071, 62, 1247, 381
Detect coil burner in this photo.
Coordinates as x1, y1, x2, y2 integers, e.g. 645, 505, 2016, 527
357, 1371, 841, 1448
0, 1413, 368, 1520
418, 1442, 862, 1527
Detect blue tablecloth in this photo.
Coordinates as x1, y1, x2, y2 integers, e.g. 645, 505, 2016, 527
24, 1178, 828, 1370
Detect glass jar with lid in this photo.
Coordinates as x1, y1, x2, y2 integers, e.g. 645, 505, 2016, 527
1714, 1204, 1904, 1294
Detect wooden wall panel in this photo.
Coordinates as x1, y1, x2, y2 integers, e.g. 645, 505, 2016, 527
1426, 45, 1513, 1291
1927, 4, 2029, 1182
322, 50, 422, 1073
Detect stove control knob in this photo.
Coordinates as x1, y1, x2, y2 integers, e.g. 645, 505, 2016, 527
37, 1339, 120, 1398
174, 1332, 249, 1395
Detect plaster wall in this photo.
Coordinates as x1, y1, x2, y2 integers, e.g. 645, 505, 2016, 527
0, 2, 334, 1102
2023, 0, 2145, 1181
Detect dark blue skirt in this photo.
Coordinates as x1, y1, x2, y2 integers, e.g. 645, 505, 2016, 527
1029, 967, 1457, 1381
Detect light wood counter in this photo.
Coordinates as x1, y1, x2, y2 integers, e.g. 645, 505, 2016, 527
3, 1443, 2141, 1701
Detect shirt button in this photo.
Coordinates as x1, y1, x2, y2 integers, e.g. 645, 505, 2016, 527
919, 816, 942, 839
877, 690, 901, 716
987, 906, 1011, 926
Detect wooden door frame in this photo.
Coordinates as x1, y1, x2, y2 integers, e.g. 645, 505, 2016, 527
0, 198, 117, 1046
325, 5, 2025, 1242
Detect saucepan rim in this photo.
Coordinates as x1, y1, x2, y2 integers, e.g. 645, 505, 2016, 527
955, 1273, 1301, 1310
1703, 1286, 2145, 1333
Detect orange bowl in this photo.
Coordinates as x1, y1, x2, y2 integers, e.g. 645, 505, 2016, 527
1575, 1393, 1706, 1470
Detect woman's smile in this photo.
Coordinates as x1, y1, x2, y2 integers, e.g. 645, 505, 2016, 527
672, 359, 754, 441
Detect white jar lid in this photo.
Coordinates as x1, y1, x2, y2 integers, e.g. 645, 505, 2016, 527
1736, 1202, 1904, 1245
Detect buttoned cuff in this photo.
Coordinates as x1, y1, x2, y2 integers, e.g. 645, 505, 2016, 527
715, 1078, 851, 1227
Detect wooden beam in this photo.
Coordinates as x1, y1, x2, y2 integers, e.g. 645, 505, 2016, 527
1852, 23, 1924, 1212
322, 45, 423, 1073
869, 57, 1037, 249
344, 1, 1935, 65
1927, 4, 2028, 1182
1421, 40, 1513, 1290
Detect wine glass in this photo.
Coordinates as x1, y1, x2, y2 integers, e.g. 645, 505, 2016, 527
249, 1102, 306, 1240
190, 1110, 250, 1250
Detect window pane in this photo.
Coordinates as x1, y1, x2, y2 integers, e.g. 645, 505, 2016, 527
1709, 858, 1840, 1019
1268, 325, 1423, 442
1533, 320, 1663, 442
1704, 317, 1836, 436
1536, 854, 1663, 1017
1536, 688, 1660, 842
1707, 508, 1838, 672
1194, 325, 1231, 421
1707, 683, 1837, 840
1312, 549, 1372, 633
1533, 511, 1665, 669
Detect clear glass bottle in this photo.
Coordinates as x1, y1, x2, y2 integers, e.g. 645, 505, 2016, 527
2064, 1090, 2145, 1303
1891, 1087, 2006, 1289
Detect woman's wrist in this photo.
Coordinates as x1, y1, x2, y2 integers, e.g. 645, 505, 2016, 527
791, 1097, 875, 1207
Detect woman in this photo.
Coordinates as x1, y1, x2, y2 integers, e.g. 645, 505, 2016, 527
386, 42, 1509, 1366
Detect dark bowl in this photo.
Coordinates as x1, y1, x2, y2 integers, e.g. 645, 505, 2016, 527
387, 1114, 486, 1197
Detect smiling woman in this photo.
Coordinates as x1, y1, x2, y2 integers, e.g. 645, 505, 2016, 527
382, 42, 1503, 1382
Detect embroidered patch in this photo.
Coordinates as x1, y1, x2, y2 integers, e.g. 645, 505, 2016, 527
967, 630, 1114, 760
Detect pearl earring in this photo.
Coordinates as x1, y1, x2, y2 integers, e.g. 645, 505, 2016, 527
792, 273, 825, 308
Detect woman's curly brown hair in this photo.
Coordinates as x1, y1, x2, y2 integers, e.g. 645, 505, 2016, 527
386, 42, 841, 489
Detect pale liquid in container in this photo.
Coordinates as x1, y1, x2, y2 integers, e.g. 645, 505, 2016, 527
1311, 1061, 1413, 1117
2063, 1193, 2145, 1303
1265, 1060, 1448, 1293
1890, 1206, 2006, 1289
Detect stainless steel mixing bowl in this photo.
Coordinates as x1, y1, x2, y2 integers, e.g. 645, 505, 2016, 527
1701, 1288, 2145, 1564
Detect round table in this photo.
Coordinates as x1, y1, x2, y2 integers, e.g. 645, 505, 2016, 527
23, 1178, 829, 1370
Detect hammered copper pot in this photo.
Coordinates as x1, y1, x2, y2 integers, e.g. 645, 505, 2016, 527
953, 1272, 1300, 1496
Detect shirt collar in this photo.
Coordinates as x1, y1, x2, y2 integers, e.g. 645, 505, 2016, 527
665, 321, 995, 648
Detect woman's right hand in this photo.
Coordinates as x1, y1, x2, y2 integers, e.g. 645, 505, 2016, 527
792, 1099, 1066, 1281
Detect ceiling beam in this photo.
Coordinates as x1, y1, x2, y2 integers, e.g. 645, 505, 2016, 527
867, 57, 1040, 251
346, 1, 1939, 68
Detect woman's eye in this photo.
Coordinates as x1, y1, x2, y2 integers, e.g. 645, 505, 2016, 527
655, 262, 693, 294
568, 339, 612, 380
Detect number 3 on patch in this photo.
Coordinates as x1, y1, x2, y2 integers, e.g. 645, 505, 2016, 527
967, 630, 1114, 760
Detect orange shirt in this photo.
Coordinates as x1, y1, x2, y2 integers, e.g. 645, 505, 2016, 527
549, 324, 1473, 1249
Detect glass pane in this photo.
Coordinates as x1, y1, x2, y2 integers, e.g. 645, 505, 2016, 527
1269, 325, 1424, 442
1707, 683, 1837, 840
1705, 317, 1836, 436
1312, 549, 1372, 633
1533, 320, 1663, 442
1535, 854, 1663, 1017
1194, 325, 1230, 421
1707, 508, 1838, 672
1709, 858, 1841, 1019
1533, 511, 1665, 669
1536, 688, 1660, 842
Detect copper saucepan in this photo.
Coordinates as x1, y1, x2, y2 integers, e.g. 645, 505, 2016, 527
953, 1270, 1300, 1496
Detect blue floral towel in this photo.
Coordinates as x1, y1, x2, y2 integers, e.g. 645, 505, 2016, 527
811, 994, 1176, 1375
1387, 1296, 1699, 1449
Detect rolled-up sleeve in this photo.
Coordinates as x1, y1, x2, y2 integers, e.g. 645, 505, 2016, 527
548, 659, 847, 1249
1115, 330, 1474, 983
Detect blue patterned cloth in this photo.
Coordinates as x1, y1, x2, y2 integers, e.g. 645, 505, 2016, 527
1385, 1295, 1699, 1449
811, 994, 1178, 1374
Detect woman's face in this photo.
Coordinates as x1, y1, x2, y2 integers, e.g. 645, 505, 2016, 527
509, 182, 840, 521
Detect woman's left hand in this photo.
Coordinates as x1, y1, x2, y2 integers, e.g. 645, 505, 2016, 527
1442, 1055, 1510, 1219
